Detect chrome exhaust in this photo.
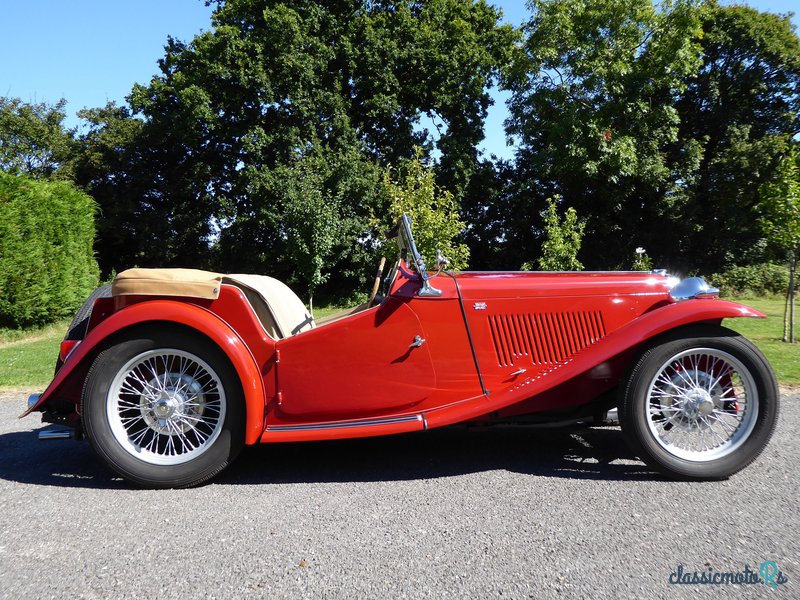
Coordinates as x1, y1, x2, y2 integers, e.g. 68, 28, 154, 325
38, 429, 74, 441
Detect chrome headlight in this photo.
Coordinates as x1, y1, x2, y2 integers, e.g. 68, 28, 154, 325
668, 276, 720, 301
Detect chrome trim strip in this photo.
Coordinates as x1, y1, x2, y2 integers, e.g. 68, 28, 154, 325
266, 414, 423, 432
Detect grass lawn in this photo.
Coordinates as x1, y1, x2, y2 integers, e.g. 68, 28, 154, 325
0, 320, 69, 389
1, 297, 797, 391
724, 296, 799, 386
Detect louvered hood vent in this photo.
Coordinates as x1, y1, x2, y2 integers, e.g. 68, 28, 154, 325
488, 311, 606, 367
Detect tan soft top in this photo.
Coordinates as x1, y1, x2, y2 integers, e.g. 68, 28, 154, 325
112, 268, 314, 339
113, 268, 223, 299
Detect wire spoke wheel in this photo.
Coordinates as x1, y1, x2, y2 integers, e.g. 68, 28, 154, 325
646, 348, 757, 461
82, 328, 244, 488
108, 349, 226, 465
620, 326, 778, 480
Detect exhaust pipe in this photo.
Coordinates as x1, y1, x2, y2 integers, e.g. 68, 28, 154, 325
38, 429, 74, 441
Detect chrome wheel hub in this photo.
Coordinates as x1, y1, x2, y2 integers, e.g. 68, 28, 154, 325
646, 348, 758, 461
107, 350, 226, 466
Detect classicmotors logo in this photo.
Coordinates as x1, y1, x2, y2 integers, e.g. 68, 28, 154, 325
668, 561, 788, 589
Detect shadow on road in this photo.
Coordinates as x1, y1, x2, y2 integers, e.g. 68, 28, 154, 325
0, 422, 660, 489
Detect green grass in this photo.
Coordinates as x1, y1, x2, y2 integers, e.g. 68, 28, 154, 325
724, 296, 800, 386
1, 298, 797, 391
0, 319, 68, 389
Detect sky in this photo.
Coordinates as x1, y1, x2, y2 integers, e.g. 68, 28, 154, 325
1, 0, 797, 161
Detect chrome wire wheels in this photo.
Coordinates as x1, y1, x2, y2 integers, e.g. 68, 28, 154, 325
107, 349, 226, 465
646, 349, 757, 461
82, 328, 244, 488
620, 326, 778, 480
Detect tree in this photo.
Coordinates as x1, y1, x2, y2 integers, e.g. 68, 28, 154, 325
91, 0, 515, 294
524, 196, 585, 271
0, 97, 75, 179
380, 149, 470, 270
674, 2, 800, 273
506, 0, 704, 271
759, 143, 800, 342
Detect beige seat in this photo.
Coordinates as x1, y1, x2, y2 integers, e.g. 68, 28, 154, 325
223, 274, 314, 338
113, 268, 314, 340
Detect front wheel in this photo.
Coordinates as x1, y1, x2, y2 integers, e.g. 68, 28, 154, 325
81, 328, 245, 488
619, 325, 778, 480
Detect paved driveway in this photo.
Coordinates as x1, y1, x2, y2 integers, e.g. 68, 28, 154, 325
0, 391, 796, 599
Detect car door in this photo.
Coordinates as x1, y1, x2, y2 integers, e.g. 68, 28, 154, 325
274, 298, 436, 420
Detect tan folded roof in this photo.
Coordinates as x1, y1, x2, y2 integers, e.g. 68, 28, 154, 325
112, 268, 223, 300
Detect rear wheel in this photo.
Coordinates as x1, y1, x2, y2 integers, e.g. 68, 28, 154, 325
620, 325, 778, 480
81, 328, 244, 488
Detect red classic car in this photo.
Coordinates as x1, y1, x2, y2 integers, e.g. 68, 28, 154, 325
23, 216, 778, 488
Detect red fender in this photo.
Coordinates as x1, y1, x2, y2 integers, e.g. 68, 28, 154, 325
22, 300, 267, 445
425, 299, 766, 428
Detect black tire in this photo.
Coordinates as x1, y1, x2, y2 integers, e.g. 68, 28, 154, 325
55, 284, 113, 374
619, 325, 778, 480
81, 327, 245, 488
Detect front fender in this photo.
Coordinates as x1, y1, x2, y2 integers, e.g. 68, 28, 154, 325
22, 300, 267, 445
425, 298, 765, 428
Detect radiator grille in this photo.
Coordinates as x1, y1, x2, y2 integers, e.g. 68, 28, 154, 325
488, 311, 606, 367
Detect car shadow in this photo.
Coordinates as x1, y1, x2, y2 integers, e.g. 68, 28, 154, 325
217, 424, 660, 486
0, 423, 661, 489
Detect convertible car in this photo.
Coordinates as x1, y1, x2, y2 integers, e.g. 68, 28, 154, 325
23, 216, 778, 488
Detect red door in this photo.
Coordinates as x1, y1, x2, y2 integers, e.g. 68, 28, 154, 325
275, 299, 436, 420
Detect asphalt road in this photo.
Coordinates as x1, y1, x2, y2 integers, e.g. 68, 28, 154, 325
0, 390, 796, 599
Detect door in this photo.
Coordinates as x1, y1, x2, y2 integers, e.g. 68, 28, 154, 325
275, 299, 435, 420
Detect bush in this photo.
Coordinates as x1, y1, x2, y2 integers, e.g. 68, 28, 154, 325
0, 172, 99, 327
709, 263, 792, 297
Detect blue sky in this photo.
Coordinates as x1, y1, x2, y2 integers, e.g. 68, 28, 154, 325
1, 0, 796, 161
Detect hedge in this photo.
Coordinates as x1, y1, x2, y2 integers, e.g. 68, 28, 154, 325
709, 262, 794, 297
0, 172, 99, 328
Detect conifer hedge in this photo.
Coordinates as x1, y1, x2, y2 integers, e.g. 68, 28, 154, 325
0, 172, 99, 327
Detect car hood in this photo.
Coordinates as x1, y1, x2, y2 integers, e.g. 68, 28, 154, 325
451, 271, 673, 300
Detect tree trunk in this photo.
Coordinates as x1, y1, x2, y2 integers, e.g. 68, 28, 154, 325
790, 250, 796, 343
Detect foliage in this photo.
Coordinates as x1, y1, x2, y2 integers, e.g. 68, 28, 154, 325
709, 263, 792, 297
506, 0, 704, 271
759, 144, 800, 257
0, 97, 76, 179
0, 172, 99, 328
632, 247, 653, 271
758, 142, 800, 341
673, 3, 800, 273
77, 0, 514, 293
381, 150, 470, 270
524, 196, 584, 271
260, 147, 350, 309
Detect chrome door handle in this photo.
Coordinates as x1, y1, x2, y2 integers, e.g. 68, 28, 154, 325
409, 335, 425, 348
510, 368, 527, 377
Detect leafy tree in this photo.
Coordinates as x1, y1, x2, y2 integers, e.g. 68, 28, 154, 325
506, 0, 704, 271
674, 2, 800, 273
73, 102, 218, 275
94, 0, 515, 293
0, 97, 75, 179
257, 146, 353, 311
523, 196, 585, 271
381, 149, 470, 270
759, 143, 800, 342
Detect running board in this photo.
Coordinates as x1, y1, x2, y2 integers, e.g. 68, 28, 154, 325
262, 414, 426, 443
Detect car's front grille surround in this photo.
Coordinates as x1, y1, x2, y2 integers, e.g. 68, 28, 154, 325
488, 311, 606, 367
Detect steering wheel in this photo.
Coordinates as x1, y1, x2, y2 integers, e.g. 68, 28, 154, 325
368, 256, 387, 307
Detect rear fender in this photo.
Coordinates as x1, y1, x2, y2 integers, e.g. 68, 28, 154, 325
22, 300, 267, 445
